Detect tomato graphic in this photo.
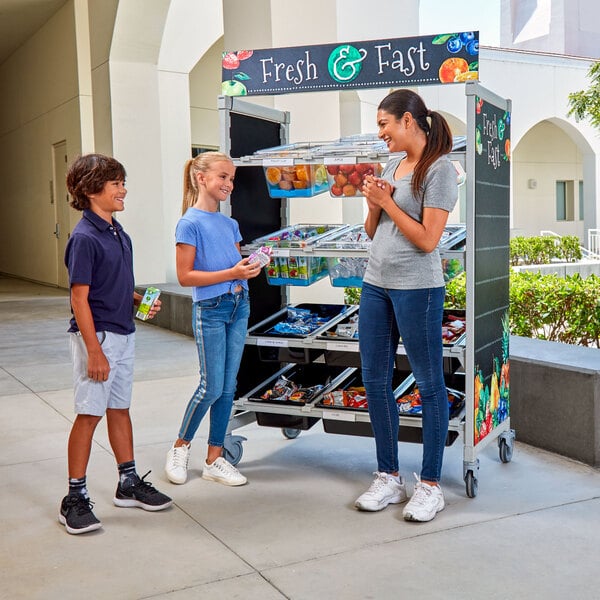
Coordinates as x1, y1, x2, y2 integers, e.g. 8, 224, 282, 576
236, 50, 253, 61
222, 52, 240, 70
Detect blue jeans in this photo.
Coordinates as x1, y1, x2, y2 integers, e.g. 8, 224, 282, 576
358, 282, 448, 482
178, 290, 250, 447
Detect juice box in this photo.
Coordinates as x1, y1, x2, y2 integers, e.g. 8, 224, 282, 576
136, 287, 161, 321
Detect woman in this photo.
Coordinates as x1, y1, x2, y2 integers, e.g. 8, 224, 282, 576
355, 89, 458, 522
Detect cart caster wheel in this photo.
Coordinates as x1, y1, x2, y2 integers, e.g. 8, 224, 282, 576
499, 438, 513, 463
465, 470, 478, 498
223, 435, 246, 466
282, 428, 301, 439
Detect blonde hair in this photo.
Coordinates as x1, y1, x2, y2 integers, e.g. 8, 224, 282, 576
182, 151, 233, 214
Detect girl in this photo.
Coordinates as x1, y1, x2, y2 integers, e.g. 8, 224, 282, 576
355, 89, 458, 521
165, 152, 261, 486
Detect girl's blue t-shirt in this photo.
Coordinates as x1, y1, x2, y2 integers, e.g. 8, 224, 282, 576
175, 207, 246, 301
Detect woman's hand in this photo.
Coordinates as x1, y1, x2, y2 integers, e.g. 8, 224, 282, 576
362, 175, 394, 211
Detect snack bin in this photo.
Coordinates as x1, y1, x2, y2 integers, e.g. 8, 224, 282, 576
319, 370, 465, 445
250, 223, 348, 286
240, 363, 354, 431
313, 224, 371, 288
247, 303, 354, 363
252, 142, 330, 198
325, 161, 383, 197
263, 163, 329, 198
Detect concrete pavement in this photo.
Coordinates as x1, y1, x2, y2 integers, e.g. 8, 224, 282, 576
1, 274, 599, 599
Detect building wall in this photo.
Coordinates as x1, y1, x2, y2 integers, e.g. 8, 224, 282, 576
0, 1, 81, 285
1, 0, 599, 290
513, 121, 584, 238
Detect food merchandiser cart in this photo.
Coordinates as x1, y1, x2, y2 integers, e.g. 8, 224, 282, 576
216, 34, 515, 497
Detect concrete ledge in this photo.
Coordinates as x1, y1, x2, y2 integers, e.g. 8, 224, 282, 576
136, 284, 193, 337
140, 286, 600, 467
510, 336, 600, 467
513, 260, 600, 278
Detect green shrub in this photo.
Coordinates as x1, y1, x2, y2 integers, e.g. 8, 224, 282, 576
510, 235, 582, 265
444, 271, 600, 348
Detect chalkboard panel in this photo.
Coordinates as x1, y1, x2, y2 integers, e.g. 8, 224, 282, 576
470, 92, 511, 445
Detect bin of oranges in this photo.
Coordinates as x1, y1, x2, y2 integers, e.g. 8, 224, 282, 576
263, 163, 329, 198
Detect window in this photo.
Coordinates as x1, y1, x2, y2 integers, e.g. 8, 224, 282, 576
191, 146, 218, 157
579, 180, 584, 220
555, 180, 574, 222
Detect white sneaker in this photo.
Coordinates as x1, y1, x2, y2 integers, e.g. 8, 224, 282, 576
165, 443, 190, 484
403, 473, 445, 522
202, 457, 247, 486
354, 472, 408, 511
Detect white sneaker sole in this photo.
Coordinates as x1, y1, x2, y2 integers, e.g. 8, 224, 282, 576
403, 499, 445, 522
165, 469, 187, 485
58, 513, 103, 534
354, 493, 408, 512
112, 497, 173, 511
201, 472, 247, 486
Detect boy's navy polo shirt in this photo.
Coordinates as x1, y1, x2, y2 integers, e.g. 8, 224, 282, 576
65, 209, 135, 334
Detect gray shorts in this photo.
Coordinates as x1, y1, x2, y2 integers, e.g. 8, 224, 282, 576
70, 331, 135, 416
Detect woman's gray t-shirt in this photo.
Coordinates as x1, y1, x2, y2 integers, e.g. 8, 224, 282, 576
363, 154, 458, 290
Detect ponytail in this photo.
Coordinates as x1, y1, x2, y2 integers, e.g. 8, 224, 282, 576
181, 151, 233, 215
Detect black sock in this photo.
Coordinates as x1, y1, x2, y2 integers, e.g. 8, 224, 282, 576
118, 460, 139, 488
68, 476, 88, 498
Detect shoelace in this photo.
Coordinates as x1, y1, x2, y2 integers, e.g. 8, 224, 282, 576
410, 482, 434, 506
67, 495, 95, 515
367, 472, 391, 494
131, 471, 160, 495
171, 445, 189, 468
212, 458, 238, 476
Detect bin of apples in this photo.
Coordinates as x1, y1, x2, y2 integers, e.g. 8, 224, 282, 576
326, 162, 383, 197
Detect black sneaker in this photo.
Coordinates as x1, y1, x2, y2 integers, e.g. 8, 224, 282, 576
59, 494, 102, 535
113, 471, 173, 511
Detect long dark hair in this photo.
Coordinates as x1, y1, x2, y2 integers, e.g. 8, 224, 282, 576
378, 89, 452, 198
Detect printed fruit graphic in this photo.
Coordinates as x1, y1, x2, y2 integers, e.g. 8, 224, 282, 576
446, 37, 462, 53
221, 80, 247, 96
222, 52, 240, 70
438, 57, 469, 83
455, 70, 479, 82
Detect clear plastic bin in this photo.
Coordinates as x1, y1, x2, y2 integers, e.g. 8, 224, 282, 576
325, 162, 383, 197
313, 224, 371, 288
250, 224, 347, 286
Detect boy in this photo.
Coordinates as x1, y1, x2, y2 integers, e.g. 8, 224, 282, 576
59, 153, 171, 535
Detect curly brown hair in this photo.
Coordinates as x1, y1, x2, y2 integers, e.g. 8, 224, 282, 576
66, 154, 127, 210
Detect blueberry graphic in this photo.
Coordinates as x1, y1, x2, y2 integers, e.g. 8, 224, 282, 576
446, 36, 463, 53
466, 39, 479, 56
459, 32, 476, 45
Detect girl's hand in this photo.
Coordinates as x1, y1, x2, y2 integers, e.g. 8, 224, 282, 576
233, 257, 262, 280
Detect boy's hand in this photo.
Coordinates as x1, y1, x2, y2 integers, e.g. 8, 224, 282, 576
146, 298, 162, 320
86, 348, 110, 382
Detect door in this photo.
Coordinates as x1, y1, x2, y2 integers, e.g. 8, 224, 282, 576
52, 141, 71, 288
